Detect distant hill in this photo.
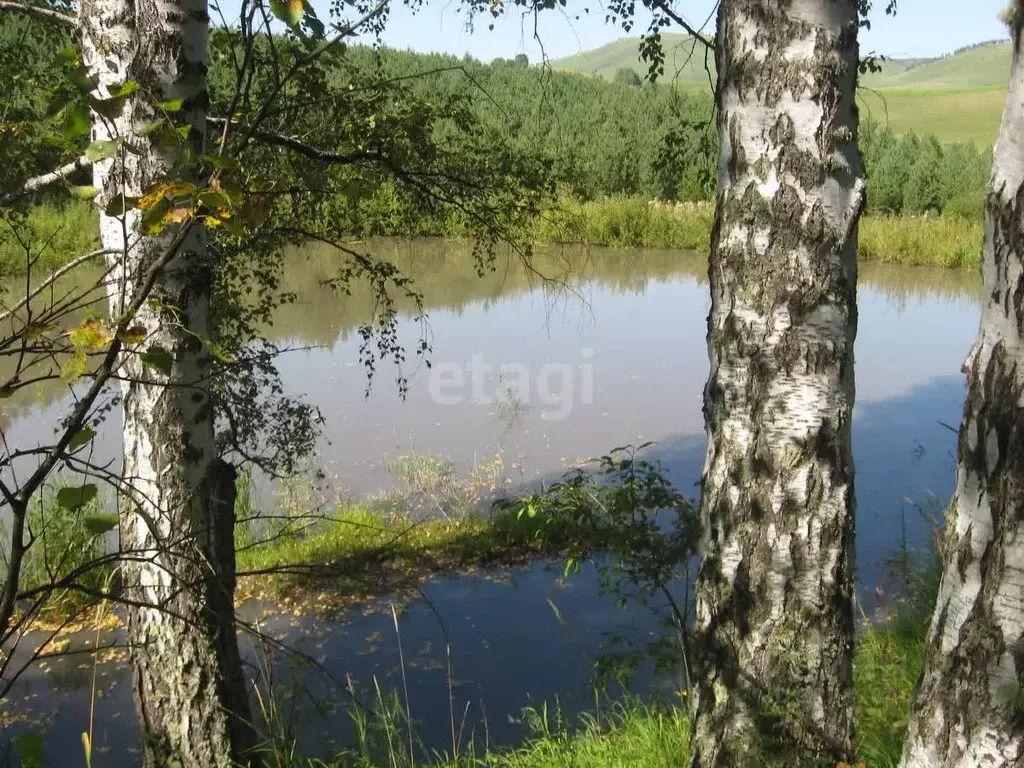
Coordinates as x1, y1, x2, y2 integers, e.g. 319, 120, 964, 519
551, 34, 713, 85
863, 41, 1011, 89
552, 36, 1011, 91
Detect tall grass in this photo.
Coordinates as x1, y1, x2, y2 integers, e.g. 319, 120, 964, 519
539, 196, 985, 270
1, 198, 984, 275
853, 549, 940, 767
535, 197, 714, 252
0, 202, 99, 277
859, 215, 984, 268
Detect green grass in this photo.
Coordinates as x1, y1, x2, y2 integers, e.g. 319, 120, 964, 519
555, 36, 1011, 94
536, 197, 714, 252
261, 609, 927, 768
0, 202, 99, 277
4, 197, 984, 286
250, 507, 935, 768
859, 214, 984, 268
539, 196, 984, 270
236, 504, 611, 603
551, 33, 710, 84
553, 37, 1007, 146
857, 87, 1004, 147
862, 42, 1011, 90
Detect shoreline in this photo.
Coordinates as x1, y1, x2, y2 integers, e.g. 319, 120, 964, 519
2, 199, 985, 277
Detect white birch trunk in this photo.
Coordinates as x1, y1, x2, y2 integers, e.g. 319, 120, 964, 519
79, 0, 255, 764
690, 1, 863, 764
900, 9, 1024, 768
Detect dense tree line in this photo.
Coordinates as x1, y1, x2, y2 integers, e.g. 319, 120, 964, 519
2, 29, 991, 221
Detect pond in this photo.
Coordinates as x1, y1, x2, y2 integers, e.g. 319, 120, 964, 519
0, 238, 982, 762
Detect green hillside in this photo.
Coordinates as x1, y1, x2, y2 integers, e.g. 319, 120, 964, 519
552, 33, 712, 84
862, 42, 1011, 89
552, 37, 1010, 146
552, 37, 1010, 90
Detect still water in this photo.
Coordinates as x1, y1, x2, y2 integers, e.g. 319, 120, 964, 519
0, 239, 982, 761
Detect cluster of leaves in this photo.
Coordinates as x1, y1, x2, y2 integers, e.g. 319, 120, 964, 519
495, 445, 700, 690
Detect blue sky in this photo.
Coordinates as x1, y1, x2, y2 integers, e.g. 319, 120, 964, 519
330, 0, 1011, 63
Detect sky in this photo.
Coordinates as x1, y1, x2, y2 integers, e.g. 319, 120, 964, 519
328, 0, 1012, 64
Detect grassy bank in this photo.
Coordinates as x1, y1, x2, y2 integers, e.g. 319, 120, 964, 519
236, 503, 610, 605
3, 197, 984, 278
537, 197, 985, 270
243, 502, 931, 767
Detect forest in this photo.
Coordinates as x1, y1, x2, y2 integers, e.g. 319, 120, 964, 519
0, 1, 1022, 768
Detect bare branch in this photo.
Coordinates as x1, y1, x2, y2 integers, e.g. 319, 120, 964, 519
0, 155, 93, 207
207, 117, 377, 164
0, 249, 117, 323
0, 0, 77, 27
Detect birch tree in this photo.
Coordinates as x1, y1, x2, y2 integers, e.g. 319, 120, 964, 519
689, 1, 864, 764
900, 5, 1024, 766
76, 0, 259, 761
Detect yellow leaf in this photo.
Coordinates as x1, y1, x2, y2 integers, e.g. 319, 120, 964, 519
67, 318, 113, 351
117, 325, 148, 345
25, 321, 58, 340
61, 349, 87, 383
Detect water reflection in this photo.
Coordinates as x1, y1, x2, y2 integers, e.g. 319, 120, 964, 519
0, 239, 983, 763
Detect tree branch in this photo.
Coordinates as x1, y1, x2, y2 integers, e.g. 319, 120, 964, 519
0, 249, 117, 323
0, 155, 93, 207
649, 0, 715, 52
0, 0, 78, 27
207, 117, 377, 164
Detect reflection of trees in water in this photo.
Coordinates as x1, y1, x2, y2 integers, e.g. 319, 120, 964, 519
271, 239, 983, 348
2, 239, 983, 415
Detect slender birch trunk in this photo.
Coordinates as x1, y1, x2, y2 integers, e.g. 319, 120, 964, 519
79, 0, 255, 764
689, 1, 864, 764
900, 8, 1024, 767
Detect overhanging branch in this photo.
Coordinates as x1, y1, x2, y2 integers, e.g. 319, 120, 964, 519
649, 0, 715, 52
0, 155, 93, 207
0, 0, 78, 28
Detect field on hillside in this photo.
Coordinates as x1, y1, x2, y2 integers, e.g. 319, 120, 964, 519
553, 37, 1009, 146
856, 87, 1004, 147
861, 42, 1010, 89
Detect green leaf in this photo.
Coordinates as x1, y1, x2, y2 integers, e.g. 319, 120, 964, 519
85, 138, 123, 162
157, 98, 183, 112
14, 731, 45, 768
57, 484, 98, 510
67, 427, 96, 452
107, 80, 140, 98
54, 46, 79, 67
117, 325, 148, 345
83, 513, 118, 536
105, 196, 140, 216
139, 118, 172, 138
202, 154, 241, 171
63, 102, 91, 139
140, 346, 174, 376
69, 185, 100, 200
301, 0, 325, 37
